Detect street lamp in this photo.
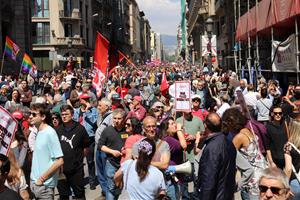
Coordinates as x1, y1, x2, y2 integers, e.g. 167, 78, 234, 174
206, 17, 214, 73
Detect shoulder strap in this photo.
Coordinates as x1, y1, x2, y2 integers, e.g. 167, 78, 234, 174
156, 139, 163, 151
285, 121, 290, 139
125, 160, 134, 190
259, 99, 270, 111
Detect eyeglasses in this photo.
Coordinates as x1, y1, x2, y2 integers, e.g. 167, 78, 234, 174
258, 185, 286, 195
192, 99, 200, 102
156, 106, 164, 109
30, 112, 39, 117
273, 112, 282, 116
145, 125, 156, 129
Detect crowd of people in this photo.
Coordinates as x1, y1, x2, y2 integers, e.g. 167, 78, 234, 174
0, 63, 299, 200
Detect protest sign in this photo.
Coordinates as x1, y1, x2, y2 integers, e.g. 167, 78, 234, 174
0, 106, 18, 156
175, 81, 191, 111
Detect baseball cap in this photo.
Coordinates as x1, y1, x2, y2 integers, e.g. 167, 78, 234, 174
12, 111, 23, 120
191, 94, 201, 100
79, 93, 90, 99
133, 96, 142, 102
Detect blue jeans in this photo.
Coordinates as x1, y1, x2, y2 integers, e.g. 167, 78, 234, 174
87, 137, 97, 186
290, 179, 300, 200
96, 149, 108, 194
167, 181, 180, 200
105, 160, 121, 200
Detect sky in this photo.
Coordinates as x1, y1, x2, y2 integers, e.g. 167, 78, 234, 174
135, 0, 181, 36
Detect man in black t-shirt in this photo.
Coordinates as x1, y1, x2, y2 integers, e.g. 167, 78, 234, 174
98, 108, 127, 199
56, 105, 90, 200
0, 154, 22, 200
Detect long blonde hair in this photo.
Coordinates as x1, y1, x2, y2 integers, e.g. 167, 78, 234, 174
6, 151, 21, 186
288, 120, 300, 149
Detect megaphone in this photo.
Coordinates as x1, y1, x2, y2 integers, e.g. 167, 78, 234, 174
174, 161, 192, 174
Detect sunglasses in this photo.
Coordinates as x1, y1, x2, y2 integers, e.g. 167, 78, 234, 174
192, 99, 200, 102
52, 117, 58, 120
156, 106, 164, 109
258, 185, 285, 195
30, 112, 39, 117
125, 123, 132, 127
273, 112, 282, 116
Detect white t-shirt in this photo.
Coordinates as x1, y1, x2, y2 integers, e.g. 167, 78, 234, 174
121, 160, 166, 200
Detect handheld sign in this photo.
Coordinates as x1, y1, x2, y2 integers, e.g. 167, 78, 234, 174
175, 81, 191, 112
0, 106, 18, 156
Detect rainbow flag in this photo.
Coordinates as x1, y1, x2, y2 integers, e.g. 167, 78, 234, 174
4, 36, 20, 61
21, 53, 33, 73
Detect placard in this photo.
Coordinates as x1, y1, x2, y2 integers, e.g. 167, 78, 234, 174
175, 81, 191, 111
0, 106, 18, 156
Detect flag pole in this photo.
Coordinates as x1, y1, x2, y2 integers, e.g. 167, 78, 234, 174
0, 52, 5, 75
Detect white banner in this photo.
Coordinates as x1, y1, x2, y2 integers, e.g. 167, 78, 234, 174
175, 81, 191, 112
201, 35, 217, 57
0, 106, 18, 156
272, 34, 297, 72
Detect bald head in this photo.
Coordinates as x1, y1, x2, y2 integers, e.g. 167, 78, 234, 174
143, 116, 157, 140
205, 113, 222, 133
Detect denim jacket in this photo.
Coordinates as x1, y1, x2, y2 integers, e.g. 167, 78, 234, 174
73, 107, 98, 137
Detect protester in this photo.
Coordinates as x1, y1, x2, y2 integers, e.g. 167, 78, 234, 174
55, 105, 90, 200
266, 106, 288, 169
29, 103, 64, 199
258, 168, 291, 200
73, 93, 98, 190
114, 138, 167, 200
197, 113, 236, 200
95, 98, 113, 197
5, 89, 22, 112
19, 80, 32, 108
98, 108, 127, 199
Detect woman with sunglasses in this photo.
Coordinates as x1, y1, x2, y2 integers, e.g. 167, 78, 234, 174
51, 112, 62, 128
122, 117, 143, 162
266, 106, 288, 170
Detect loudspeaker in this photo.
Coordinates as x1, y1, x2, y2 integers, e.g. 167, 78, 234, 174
174, 161, 192, 174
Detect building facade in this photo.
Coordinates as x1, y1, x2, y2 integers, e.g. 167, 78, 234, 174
0, 0, 32, 74
31, 0, 94, 71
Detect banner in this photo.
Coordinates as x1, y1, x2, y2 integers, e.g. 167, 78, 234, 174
201, 35, 217, 57
175, 81, 191, 112
93, 32, 109, 97
272, 34, 297, 72
0, 106, 18, 156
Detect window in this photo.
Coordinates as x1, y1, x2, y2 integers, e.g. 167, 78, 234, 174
32, 23, 50, 44
64, 0, 72, 17
64, 24, 73, 37
32, 0, 49, 17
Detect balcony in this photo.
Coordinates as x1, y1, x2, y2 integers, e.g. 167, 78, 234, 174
59, 9, 81, 21
55, 37, 85, 46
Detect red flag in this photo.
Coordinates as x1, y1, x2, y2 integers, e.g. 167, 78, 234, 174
93, 32, 109, 73
160, 72, 169, 94
93, 32, 109, 97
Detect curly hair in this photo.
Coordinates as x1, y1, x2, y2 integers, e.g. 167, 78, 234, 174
222, 107, 247, 134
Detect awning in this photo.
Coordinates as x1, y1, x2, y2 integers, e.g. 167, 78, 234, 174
236, 0, 300, 42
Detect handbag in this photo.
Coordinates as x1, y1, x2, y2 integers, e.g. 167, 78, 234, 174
118, 160, 134, 199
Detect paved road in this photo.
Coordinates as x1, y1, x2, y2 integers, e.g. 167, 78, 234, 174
54, 158, 103, 200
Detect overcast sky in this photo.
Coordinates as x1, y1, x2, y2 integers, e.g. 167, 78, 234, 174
135, 0, 181, 36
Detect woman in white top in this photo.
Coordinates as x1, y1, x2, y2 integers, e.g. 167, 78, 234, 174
114, 138, 166, 200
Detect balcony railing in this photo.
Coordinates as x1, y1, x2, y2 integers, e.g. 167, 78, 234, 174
59, 9, 81, 20
55, 37, 85, 46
